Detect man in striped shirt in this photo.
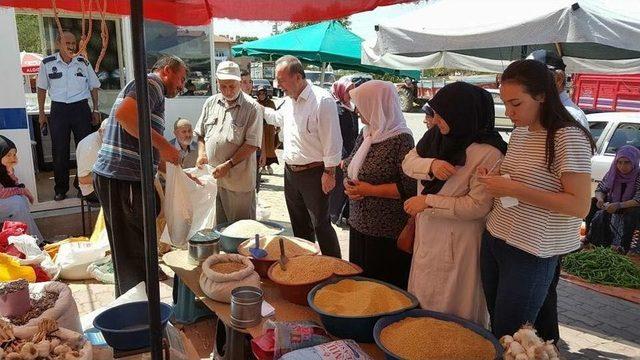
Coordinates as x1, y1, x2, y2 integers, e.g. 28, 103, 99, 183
93, 55, 185, 297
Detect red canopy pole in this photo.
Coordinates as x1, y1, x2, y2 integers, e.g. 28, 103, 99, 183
129, 0, 163, 356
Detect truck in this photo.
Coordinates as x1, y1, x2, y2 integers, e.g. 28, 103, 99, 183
396, 74, 499, 112
572, 73, 640, 113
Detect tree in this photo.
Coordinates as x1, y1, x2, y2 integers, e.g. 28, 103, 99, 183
283, 17, 351, 32
236, 36, 258, 43
16, 14, 42, 54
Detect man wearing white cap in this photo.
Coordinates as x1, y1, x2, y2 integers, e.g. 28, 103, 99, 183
195, 61, 263, 223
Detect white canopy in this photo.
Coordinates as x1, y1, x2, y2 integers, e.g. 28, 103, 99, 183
362, 0, 640, 74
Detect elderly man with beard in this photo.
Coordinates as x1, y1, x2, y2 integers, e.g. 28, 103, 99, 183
195, 61, 263, 223
170, 118, 198, 168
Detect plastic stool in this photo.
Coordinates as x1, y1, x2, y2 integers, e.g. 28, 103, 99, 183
172, 277, 214, 324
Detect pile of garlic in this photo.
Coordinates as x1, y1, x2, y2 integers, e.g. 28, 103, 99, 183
0, 319, 85, 359
500, 325, 560, 360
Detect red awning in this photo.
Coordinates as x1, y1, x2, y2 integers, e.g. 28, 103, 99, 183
1, 0, 415, 25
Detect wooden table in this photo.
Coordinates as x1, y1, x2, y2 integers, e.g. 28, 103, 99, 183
163, 250, 385, 359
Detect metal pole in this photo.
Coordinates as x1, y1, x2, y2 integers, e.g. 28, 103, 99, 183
320, 61, 326, 86
129, 0, 163, 357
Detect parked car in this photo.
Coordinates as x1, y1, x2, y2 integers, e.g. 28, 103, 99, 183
588, 112, 640, 186
252, 79, 274, 97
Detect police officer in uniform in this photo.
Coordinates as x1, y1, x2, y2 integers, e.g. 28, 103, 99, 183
36, 31, 101, 201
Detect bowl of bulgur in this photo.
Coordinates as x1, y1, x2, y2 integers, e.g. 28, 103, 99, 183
267, 255, 362, 305
238, 235, 319, 277
307, 277, 419, 343
373, 309, 503, 360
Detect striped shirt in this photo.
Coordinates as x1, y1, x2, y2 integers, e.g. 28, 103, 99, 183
93, 74, 165, 181
486, 126, 592, 257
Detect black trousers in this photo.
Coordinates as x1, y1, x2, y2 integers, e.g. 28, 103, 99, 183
349, 228, 411, 290
328, 167, 349, 223
50, 100, 92, 195
94, 174, 159, 297
534, 258, 561, 344
585, 197, 640, 251
284, 165, 341, 258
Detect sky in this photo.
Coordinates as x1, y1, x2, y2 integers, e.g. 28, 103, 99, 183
210, 2, 425, 42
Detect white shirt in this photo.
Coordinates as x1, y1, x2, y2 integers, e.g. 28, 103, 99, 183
75, 131, 102, 195
36, 52, 100, 103
264, 81, 342, 167
560, 91, 589, 128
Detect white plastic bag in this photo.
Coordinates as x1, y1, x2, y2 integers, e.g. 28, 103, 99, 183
87, 256, 115, 284
55, 238, 110, 280
256, 200, 271, 221
199, 254, 260, 303
9, 234, 60, 280
165, 164, 217, 247
13, 281, 82, 333
184, 165, 217, 240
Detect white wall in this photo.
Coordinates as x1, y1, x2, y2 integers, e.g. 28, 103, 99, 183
0, 8, 38, 202
164, 96, 208, 139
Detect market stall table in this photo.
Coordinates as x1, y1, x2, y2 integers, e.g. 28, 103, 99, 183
162, 250, 385, 359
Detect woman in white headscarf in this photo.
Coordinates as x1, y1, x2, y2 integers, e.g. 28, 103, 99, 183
342, 80, 416, 289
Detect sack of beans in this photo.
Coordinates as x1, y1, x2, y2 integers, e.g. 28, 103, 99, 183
199, 254, 260, 303
4, 281, 82, 334
279, 340, 372, 360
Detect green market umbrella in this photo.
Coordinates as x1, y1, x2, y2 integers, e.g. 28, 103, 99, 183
232, 20, 420, 79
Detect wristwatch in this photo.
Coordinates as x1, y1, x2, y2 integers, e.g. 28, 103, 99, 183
323, 167, 336, 176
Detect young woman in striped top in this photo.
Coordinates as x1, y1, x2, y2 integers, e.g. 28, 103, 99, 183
478, 60, 595, 339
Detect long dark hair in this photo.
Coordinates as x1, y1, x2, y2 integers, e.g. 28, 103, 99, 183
501, 60, 595, 171
0, 135, 20, 188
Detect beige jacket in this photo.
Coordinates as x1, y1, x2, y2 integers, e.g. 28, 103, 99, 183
402, 143, 503, 327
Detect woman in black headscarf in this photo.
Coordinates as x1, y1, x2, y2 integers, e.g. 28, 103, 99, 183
401, 82, 507, 326
0, 135, 43, 241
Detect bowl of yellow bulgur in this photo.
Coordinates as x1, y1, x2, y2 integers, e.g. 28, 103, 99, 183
307, 276, 419, 343
373, 309, 503, 360
267, 255, 362, 305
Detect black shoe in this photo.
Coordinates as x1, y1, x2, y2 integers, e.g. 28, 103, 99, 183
84, 192, 100, 205
54, 193, 66, 201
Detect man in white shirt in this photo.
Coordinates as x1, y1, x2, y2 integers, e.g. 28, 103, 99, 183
264, 55, 343, 258
75, 119, 107, 203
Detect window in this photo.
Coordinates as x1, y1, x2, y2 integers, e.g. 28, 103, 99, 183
144, 20, 212, 96
588, 121, 607, 143
605, 123, 640, 155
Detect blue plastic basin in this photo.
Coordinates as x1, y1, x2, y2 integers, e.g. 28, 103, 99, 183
373, 309, 503, 360
214, 220, 285, 253
307, 276, 419, 343
93, 301, 173, 351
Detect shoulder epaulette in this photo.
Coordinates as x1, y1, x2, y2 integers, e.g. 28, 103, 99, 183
42, 55, 56, 64
76, 56, 89, 66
